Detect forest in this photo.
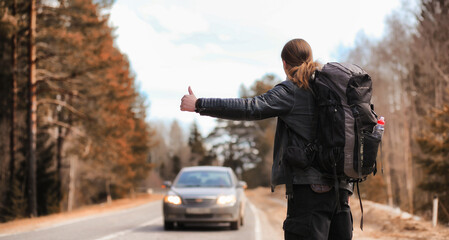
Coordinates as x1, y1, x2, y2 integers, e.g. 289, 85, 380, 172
0, 0, 152, 220
0, 0, 448, 225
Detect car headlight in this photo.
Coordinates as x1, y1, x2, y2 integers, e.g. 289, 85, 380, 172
164, 195, 182, 205
217, 195, 236, 205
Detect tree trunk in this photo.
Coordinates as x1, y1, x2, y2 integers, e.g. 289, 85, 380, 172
9, 0, 17, 189
403, 94, 414, 214
435, 70, 442, 108
56, 124, 63, 211
384, 128, 394, 207
67, 157, 76, 212
60, 95, 73, 211
106, 179, 112, 204
27, 0, 38, 217
130, 188, 135, 199
404, 123, 414, 213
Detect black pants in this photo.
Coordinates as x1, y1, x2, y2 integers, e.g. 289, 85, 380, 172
283, 184, 353, 240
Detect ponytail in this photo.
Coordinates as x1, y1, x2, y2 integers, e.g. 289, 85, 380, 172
288, 61, 320, 89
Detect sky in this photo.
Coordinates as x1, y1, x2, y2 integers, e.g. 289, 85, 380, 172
108, 0, 402, 136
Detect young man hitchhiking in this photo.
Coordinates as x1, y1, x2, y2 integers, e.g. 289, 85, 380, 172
181, 39, 355, 239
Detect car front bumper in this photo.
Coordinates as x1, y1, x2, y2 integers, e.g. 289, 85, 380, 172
163, 202, 240, 223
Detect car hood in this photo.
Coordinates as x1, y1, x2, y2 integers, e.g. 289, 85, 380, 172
170, 187, 235, 198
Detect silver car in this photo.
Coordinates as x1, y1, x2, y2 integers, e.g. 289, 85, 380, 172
163, 166, 247, 230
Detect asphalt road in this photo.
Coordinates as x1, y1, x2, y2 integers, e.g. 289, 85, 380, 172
0, 199, 279, 240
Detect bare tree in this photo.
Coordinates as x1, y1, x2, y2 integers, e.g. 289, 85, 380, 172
169, 120, 185, 157
148, 122, 171, 179
343, 12, 415, 211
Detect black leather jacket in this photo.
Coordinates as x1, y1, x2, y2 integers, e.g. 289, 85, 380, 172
196, 80, 352, 192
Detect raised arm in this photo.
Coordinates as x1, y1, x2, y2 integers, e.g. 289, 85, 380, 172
181, 82, 295, 121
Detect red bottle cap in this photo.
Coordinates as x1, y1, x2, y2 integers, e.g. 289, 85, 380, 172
377, 117, 385, 125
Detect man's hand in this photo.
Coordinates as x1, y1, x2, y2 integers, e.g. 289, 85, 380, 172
180, 86, 197, 112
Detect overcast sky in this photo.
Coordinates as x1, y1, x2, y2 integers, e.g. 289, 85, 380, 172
109, 0, 403, 136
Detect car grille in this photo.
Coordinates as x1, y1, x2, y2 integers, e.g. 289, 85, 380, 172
183, 198, 216, 206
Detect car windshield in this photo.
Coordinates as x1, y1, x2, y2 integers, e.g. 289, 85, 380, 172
174, 170, 232, 188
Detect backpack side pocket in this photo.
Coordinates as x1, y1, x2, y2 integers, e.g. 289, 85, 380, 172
360, 132, 380, 175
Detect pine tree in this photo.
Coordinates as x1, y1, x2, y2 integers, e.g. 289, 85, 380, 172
206, 119, 261, 178
409, 0, 449, 214
417, 104, 449, 223
1, 0, 153, 218
0, 0, 20, 220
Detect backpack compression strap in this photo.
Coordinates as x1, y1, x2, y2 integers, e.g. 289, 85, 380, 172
357, 181, 364, 230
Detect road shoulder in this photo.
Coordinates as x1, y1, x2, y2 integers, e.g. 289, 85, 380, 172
246, 187, 286, 239
0, 194, 163, 236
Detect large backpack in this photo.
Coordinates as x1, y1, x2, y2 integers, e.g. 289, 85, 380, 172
310, 62, 381, 181
310, 62, 382, 230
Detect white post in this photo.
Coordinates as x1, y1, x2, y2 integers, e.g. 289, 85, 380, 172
432, 195, 438, 227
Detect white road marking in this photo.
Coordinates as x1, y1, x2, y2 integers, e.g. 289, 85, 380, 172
94, 216, 162, 240
247, 200, 262, 240
41, 202, 157, 229
0, 201, 160, 238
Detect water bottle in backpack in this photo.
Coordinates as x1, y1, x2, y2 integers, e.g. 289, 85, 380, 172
372, 116, 385, 140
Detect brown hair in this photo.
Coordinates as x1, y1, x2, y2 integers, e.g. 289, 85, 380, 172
281, 39, 320, 89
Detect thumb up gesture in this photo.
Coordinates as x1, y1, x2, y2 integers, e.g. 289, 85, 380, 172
180, 86, 197, 112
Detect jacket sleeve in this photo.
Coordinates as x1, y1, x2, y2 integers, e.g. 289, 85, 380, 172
195, 81, 295, 120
